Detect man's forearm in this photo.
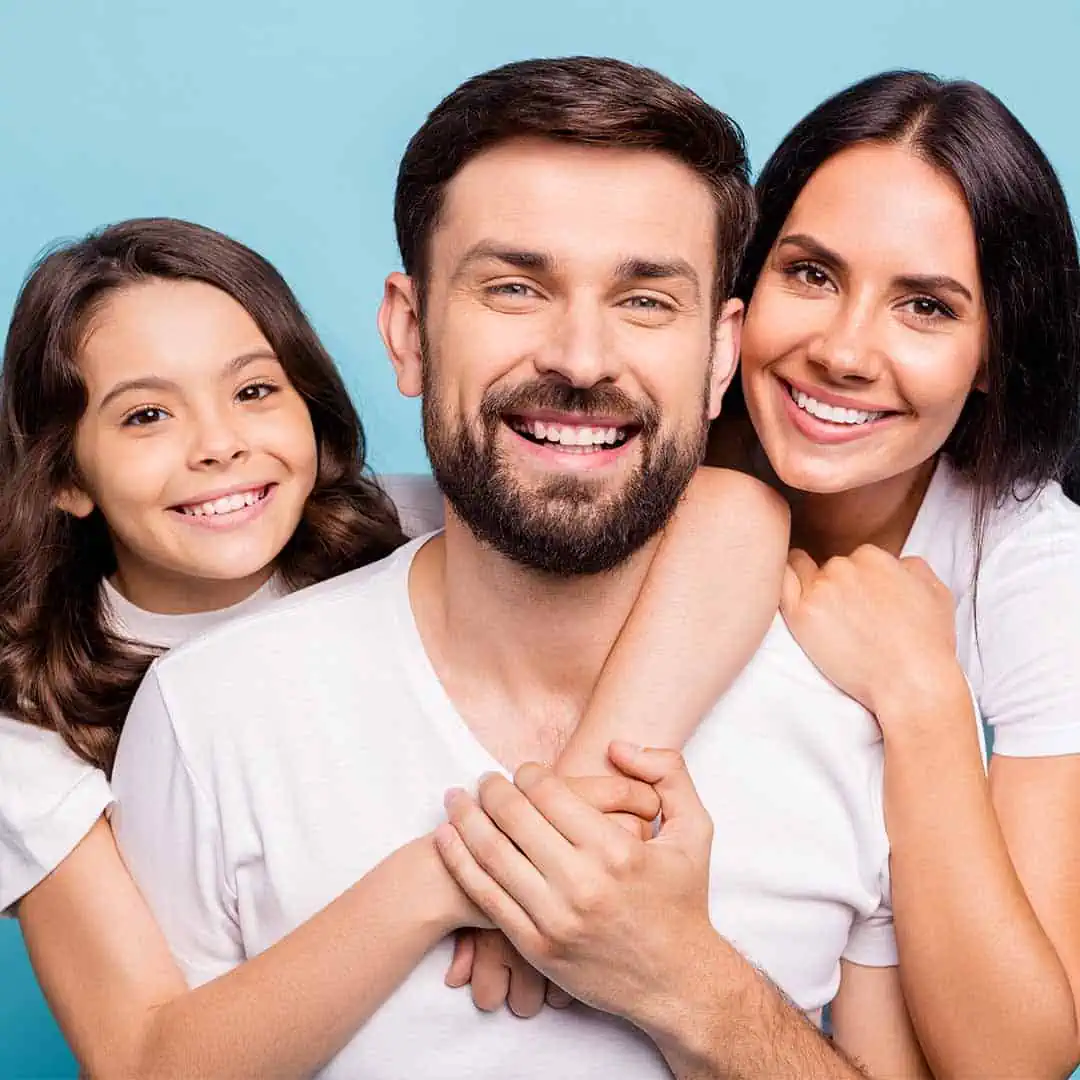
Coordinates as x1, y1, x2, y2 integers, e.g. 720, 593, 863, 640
640, 935, 868, 1080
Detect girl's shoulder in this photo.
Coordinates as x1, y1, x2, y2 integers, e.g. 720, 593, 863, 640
0, 714, 111, 914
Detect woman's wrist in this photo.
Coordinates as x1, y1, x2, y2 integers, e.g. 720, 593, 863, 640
872, 659, 975, 753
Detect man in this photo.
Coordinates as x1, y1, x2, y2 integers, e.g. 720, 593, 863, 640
112, 58, 921, 1078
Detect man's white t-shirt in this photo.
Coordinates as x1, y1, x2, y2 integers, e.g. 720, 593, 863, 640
902, 457, 1080, 757
111, 535, 893, 1079
0, 579, 284, 914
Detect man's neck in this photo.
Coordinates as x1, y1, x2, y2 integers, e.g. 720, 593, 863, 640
409, 511, 657, 770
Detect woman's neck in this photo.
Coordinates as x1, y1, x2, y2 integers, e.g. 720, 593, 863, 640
789, 458, 937, 562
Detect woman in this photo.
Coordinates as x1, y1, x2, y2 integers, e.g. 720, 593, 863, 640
450, 71, 1080, 1078
0, 216, 785, 1076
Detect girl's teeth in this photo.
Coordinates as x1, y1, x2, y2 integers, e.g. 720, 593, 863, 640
182, 489, 265, 516
791, 387, 883, 426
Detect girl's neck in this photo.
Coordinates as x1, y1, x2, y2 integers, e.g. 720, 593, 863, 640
109, 562, 275, 615
789, 458, 937, 562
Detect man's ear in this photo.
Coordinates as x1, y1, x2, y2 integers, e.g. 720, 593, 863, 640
55, 485, 95, 519
378, 272, 424, 399
707, 298, 744, 419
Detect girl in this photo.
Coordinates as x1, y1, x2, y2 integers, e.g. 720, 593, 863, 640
465, 70, 1080, 1079
0, 217, 786, 1076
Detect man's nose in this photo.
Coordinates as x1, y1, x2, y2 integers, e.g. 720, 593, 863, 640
533, 298, 621, 387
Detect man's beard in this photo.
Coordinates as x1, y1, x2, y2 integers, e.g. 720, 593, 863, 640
421, 350, 711, 577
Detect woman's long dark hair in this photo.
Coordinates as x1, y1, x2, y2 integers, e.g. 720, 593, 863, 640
0, 218, 406, 773
731, 70, 1080, 518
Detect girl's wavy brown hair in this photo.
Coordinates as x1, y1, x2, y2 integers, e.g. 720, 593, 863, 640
0, 218, 406, 773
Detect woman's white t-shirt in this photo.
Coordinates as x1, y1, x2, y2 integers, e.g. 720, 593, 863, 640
902, 457, 1080, 757
0, 578, 285, 913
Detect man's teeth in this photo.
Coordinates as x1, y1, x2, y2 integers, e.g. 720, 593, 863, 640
179, 489, 266, 517
790, 386, 885, 426
511, 419, 629, 447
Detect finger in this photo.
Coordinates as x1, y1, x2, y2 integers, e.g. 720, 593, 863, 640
561, 775, 661, 821
546, 984, 574, 1009
445, 929, 476, 988
505, 946, 548, 1018
787, 548, 819, 587
900, 555, 943, 588
434, 821, 538, 945
781, 549, 817, 616
469, 931, 512, 1012
514, 763, 640, 858
779, 562, 802, 617
606, 744, 711, 843
475, 773, 581, 884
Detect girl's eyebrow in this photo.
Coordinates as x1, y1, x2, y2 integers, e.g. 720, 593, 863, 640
98, 349, 278, 411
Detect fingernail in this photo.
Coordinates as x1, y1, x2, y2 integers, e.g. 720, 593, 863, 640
443, 786, 466, 810
609, 740, 641, 756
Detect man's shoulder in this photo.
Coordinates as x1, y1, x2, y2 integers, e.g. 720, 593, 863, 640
153, 539, 421, 684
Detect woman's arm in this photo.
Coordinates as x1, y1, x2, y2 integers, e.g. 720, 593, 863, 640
556, 467, 789, 777
20, 816, 478, 1080
782, 545, 1080, 1080
444, 469, 788, 1014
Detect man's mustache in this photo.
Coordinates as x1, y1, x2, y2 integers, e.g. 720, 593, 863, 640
479, 378, 659, 434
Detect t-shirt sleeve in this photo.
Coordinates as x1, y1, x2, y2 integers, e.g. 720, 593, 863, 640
0, 716, 113, 915
110, 665, 244, 985
842, 853, 898, 968
977, 517, 1080, 758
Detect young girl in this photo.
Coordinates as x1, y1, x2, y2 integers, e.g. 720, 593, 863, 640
453, 70, 1080, 1078
0, 216, 787, 1076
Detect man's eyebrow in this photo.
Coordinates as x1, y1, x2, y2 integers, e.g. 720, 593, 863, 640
98, 349, 279, 411
615, 257, 701, 297
452, 243, 556, 280
777, 233, 974, 303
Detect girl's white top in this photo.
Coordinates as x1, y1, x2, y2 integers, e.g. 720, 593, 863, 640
0, 577, 285, 912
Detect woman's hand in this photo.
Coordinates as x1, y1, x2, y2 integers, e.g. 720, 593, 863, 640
780, 545, 961, 720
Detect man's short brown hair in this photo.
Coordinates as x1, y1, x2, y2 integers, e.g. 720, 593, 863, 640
394, 56, 755, 311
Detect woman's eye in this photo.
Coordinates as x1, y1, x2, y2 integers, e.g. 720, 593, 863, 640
237, 382, 277, 402
905, 297, 955, 321
787, 262, 831, 289
122, 407, 168, 427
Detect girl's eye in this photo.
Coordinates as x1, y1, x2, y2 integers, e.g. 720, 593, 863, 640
785, 262, 832, 289
236, 382, 277, 403
122, 407, 169, 427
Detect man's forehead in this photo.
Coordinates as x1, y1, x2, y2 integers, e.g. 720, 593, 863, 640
432, 137, 717, 271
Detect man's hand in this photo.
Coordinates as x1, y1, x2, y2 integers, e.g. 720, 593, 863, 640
434, 743, 715, 1031
443, 771, 661, 1016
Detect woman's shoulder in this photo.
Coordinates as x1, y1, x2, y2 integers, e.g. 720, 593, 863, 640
911, 457, 1080, 597
0, 714, 111, 914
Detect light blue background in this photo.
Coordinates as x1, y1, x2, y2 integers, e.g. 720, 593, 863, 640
1, 1, 1078, 1075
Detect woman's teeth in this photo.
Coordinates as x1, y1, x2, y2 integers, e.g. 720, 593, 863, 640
790, 386, 885, 426
178, 488, 267, 517
511, 418, 629, 450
